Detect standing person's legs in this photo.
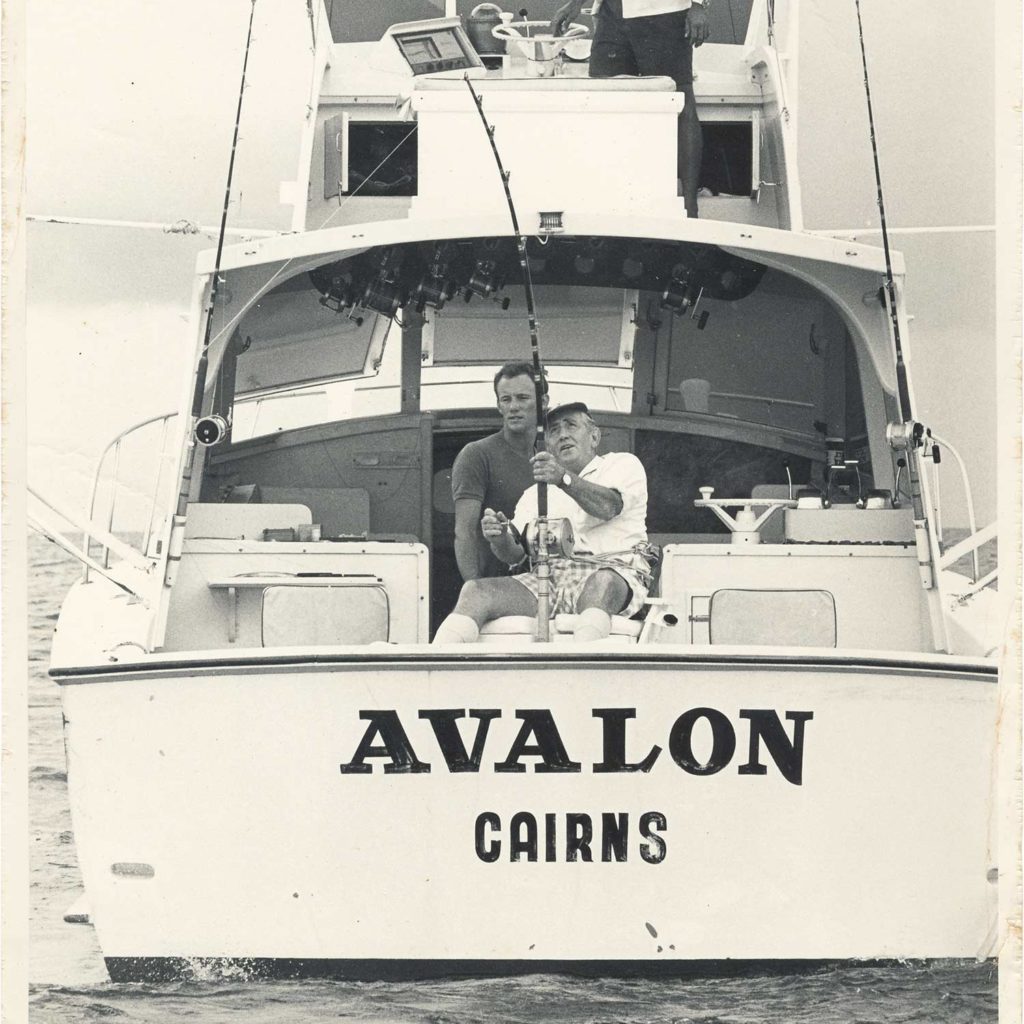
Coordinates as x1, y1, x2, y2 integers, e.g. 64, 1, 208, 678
679, 83, 702, 217
588, 0, 640, 79
622, 9, 702, 217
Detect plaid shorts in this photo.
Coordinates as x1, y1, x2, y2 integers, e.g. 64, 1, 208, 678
511, 551, 654, 618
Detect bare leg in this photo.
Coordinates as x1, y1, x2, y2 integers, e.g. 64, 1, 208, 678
679, 84, 702, 218
433, 577, 539, 643
574, 569, 630, 641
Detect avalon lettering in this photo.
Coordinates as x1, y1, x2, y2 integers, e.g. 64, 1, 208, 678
340, 706, 812, 782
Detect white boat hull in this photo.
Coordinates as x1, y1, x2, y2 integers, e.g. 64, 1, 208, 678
56, 649, 998, 980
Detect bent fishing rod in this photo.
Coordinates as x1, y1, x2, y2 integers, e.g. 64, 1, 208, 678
179, 0, 258, 516
464, 75, 553, 641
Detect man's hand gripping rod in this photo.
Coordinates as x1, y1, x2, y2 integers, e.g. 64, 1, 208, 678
464, 76, 552, 641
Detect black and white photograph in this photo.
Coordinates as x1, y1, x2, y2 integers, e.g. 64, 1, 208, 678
5, 0, 1021, 1020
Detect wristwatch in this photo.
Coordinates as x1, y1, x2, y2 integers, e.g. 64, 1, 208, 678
560, 471, 573, 489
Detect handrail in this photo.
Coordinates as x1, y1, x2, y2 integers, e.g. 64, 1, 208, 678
85, 411, 178, 577
938, 521, 997, 574
141, 415, 175, 559
930, 430, 981, 582
29, 486, 155, 578
27, 508, 148, 603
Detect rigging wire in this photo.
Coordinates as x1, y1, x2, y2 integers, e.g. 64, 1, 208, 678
199, 123, 421, 357
464, 74, 552, 642
24, 213, 280, 239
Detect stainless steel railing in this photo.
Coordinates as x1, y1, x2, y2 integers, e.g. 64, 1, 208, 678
84, 412, 178, 578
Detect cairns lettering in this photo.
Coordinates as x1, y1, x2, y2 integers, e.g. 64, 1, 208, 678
340, 707, 813, 783
475, 810, 668, 864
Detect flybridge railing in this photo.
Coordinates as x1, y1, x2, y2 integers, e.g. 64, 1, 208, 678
938, 523, 998, 601
84, 412, 180, 578
923, 430, 991, 588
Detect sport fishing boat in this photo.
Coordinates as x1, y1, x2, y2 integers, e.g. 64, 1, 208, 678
38, 0, 1004, 982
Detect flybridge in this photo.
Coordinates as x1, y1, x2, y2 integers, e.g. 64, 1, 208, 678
301, 6, 784, 234
339, 706, 814, 785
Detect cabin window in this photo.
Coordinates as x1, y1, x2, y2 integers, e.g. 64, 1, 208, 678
660, 269, 863, 446
424, 285, 628, 366
455, 0, 755, 46
233, 281, 386, 396
325, 121, 419, 200
636, 431, 812, 535
700, 122, 754, 197
330, 0, 754, 51
328, 2, 444, 43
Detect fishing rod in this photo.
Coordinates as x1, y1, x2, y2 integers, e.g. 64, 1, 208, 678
186, 1, 258, 436
855, 1, 942, 604
854, 0, 912, 424
464, 75, 552, 641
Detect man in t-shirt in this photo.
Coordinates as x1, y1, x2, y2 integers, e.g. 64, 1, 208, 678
551, 0, 709, 218
451, 361, 547, 581
434, 402, 653, 643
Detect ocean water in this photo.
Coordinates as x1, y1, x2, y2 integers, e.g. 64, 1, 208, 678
25, 531, 999, 1023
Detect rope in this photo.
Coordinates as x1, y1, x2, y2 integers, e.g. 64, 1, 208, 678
164, 219, 201, 235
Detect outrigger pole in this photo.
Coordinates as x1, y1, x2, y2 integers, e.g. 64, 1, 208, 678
180, 0, 258, 513
855, 1, 943, 633
465, 76, 553, 642
854, 0, 912, 424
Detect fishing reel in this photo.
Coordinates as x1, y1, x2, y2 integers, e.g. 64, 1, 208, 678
660, 264, 705, 324
463, 259, 509, 307
414, 277, 457, 313
362, 277, 405, 318
361, 248, 408, 317
414, 245, 459, 313
315, 267, 361, 319
194, 415, 229, 447
527, 517, 575, 561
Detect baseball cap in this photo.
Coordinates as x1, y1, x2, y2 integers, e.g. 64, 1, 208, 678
546, 401, 590, 426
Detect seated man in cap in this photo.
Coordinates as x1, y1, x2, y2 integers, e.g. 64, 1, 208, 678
433, 402, 654, 643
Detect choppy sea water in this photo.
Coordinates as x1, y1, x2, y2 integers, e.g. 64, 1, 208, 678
26, 531, 999, 1023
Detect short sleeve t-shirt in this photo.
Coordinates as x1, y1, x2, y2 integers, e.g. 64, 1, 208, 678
513, 452, 648, 556
451, 431, 536, 576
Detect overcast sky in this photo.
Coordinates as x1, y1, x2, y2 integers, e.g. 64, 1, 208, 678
26, 0, 312, 229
